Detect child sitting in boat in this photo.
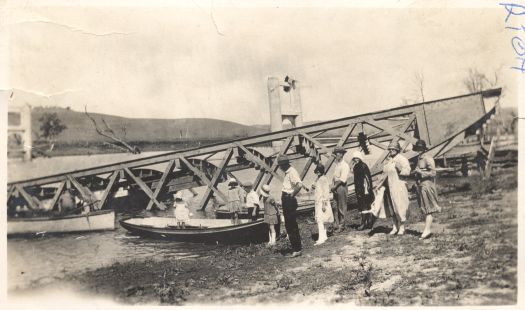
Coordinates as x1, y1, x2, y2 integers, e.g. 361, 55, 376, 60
173, 192, 191, 229
226, 178, 245, 225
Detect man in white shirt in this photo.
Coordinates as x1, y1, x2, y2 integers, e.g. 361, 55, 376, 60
278, 155, 303, 257
331, 146, 350, 232
243, 182, 260, 221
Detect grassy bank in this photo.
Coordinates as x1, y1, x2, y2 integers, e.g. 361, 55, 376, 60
29, 139, 234, 157
13, 169, 518, 306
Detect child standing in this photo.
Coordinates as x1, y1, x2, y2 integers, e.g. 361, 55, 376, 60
226, 178, 244, 225
312, 164, 334, 245
260, 184, 280, 246
173, 192, 191, 229
243, 181, 260, 221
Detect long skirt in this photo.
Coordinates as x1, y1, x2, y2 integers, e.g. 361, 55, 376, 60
383, 179, 409, 221
315, 199, 334, 224
417, 180, 441, 215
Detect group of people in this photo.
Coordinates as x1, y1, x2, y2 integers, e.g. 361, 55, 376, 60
168, 138, 440, 257
273, 138, 441, 257
9, 188, 96, 218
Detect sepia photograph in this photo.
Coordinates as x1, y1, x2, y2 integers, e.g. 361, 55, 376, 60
2, 0, 523, 308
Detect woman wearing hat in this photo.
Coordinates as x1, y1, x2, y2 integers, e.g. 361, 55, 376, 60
382, 140, 411, 235
260, 184, 280, 246
312, 164, 334, 245
412, 139, 441, 240
351, 151, 375, 230
226, 178, 245, 225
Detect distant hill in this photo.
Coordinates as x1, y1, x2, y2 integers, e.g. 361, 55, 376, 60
30, 107, 269, 144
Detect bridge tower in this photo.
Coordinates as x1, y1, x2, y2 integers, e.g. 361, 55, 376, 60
267, 76, 303, 147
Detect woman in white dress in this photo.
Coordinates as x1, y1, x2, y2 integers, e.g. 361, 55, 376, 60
312, 164, 334, 245
382, 140, 411, 235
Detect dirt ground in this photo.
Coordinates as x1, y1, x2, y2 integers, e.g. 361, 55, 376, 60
11, 169, 518, 306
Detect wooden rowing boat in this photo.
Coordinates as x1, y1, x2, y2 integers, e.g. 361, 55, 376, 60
7, 210, 116, 236
119, 217, 268, 244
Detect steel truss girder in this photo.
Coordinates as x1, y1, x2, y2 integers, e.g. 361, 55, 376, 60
6, 89, 501, 212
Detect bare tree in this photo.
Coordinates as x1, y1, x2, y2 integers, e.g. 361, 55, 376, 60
463, 68, 498, 93
401, 71, 425, 106
84, 106, 140, 154
414, 71, 425, 102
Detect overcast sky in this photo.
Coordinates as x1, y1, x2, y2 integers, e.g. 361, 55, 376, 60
3, 1, 521, 125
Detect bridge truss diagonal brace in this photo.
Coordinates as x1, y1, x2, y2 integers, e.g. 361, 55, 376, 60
370, 114, 417, 175
15, 185, 39, 210
295, 129, 333, 159
48, 181, 66, 211
253, 136, 293, 191
236, 143, 283, 182
123, 167, 167, 211
7, 185, 16, 203
98, 171, 120, 210
323, 123, 357, 172
146, 160, 175, 211
196, 149, 233, 211
66, 175, 98, 207
369, 139, 387, 150
364, 118, 418, 145
261, 136, 295, 187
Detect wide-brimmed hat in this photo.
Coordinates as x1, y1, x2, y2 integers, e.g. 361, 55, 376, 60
413, 139, 427, 151
228, 178, 238, 185
243, 181, 253, 188
387, 140, 401, 151
351, 151, 364, 161
277, 155, 290, 165
333, 146, 346, 154
173, 192, 183, 200
314, 163, 325, 174
260, 184, 271, 197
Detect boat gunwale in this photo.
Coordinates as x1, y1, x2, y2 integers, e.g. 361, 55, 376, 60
7, 210, 114, 222
120, 218, 266, 236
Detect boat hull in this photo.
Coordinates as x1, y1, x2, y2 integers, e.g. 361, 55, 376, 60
7, 210, 115, 236
120, 217, 269, 244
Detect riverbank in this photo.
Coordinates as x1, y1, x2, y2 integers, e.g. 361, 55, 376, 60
10, 169, 518, 306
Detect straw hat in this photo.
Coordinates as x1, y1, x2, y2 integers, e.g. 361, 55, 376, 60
173, 192, 183, 200
333, 146, 346, 154
260, 184, 271, 197
387, 140, 401, 151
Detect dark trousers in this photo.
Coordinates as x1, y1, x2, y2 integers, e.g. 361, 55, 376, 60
356, 194, 374, 212
247, 206, 260, 221
281, 193, 302, 252
333, 185, 348, 227
247, 207, 254, 221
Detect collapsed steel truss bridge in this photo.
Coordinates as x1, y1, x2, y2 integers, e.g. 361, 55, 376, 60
6, 89, 501, 213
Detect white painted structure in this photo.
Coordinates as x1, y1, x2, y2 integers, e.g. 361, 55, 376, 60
267, 76, 303, 147
8, 103, 32, 161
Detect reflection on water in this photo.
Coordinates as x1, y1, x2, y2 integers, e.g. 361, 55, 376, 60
7, 224, 223, 291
